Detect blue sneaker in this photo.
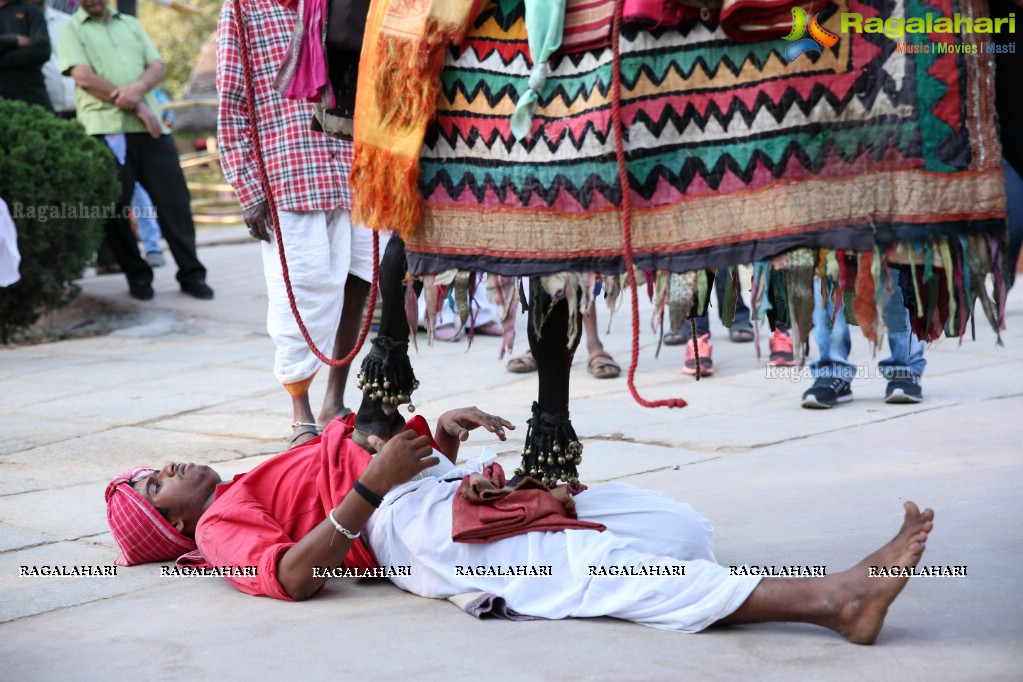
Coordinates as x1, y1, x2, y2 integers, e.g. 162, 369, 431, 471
801, 377, 853, 409
885, 369, 923, 404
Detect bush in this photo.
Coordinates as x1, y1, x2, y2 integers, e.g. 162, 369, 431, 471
0, 99, 120, 344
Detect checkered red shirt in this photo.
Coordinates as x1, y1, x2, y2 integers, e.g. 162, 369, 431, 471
216, 0, 352, 212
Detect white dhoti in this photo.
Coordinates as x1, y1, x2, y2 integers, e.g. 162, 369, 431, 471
365, 476, 760, 632
262, 209, 380, 388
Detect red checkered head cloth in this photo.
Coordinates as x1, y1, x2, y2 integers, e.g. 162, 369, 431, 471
105, 466, 197, 566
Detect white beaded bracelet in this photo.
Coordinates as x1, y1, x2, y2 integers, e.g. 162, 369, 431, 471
329, 509, 361, 540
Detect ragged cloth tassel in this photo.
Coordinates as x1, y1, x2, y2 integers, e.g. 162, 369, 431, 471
421, 270, 456, 344
666, 272, 697, 336
487, 274, 519, 359
452, 270, 472, 342
987, 233, 1009, 334
749, 262, 771, 360
853, 248, 880, 347
938, 238, 959, 339
773, 248, 814, 364
965, 235, 1002, 344
720, 267, 737, 329
784, 263, 814, 366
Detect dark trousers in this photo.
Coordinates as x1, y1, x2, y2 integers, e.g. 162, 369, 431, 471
98, 133, 206, 289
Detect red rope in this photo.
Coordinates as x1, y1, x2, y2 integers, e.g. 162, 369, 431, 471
231, 0, 377, 368
610, 0, 686, 408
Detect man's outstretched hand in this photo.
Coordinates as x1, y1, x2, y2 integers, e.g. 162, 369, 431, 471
361, 430, 438, 495
439, 406, 514, 443
435, 407, 515, 462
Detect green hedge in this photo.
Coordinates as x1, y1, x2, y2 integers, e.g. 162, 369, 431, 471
0, 99, 120, 344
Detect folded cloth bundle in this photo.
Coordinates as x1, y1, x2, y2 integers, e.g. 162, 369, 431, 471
452, 462, 606, 543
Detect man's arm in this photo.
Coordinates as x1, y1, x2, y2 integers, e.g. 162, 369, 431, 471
69, 60, 162, 111
433, 407, 514, 462
67, 63, 123, 104
0, 34, 28, 53
0, 5, 50, 67
275, 430, 439, 601
215, 0, 266, 226
68, 63, 161, 136
110, 59, 163, 111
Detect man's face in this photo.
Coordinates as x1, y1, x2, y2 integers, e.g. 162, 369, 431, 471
78, 0, 107, 18
133, 462, 221, 537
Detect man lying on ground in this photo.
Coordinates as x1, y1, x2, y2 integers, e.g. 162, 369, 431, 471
105, 407, 934, 644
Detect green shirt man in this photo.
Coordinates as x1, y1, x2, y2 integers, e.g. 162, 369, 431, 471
57, 0, 167, 137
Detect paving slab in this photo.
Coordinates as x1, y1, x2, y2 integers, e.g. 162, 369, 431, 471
0, 228, 1020, 680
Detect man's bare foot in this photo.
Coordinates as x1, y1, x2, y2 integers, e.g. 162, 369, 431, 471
829, 501, 935, 644
317, 405, 352, 428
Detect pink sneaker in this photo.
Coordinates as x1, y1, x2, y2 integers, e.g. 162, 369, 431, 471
682, 334, 714, 376
768, 329, 796, 367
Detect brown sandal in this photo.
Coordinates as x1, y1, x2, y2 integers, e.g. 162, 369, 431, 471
506, 350, 537, 374
289, 421, 320, 447
587, 350, 621, 379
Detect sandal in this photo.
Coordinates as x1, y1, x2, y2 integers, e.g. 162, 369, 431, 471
729, 325, 755, 343
289, 421, 320, 447
506, 350, 537, 374
663, 332, 685, 346
433, 323, 462, 342
475, 320, 504, 337
587, 350, 621, 379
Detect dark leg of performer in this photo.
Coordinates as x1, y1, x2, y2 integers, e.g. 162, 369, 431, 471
517, 278, 585, 487
353, 237, 418, 447
527, 289, 579, 418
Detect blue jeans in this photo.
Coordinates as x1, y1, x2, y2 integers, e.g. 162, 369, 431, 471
810, 270, 926, 383
132, 183, 162, 255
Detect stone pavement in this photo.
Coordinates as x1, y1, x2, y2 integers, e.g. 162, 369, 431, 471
1, 226, 1021, 681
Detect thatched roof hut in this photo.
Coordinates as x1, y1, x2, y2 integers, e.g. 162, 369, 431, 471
171, 33, 218, 132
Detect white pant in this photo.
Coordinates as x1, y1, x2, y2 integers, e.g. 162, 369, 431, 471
365, 479, 760, 632
261, 209, 380, 386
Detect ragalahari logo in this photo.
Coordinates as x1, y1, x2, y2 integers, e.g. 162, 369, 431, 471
783, 7, 840, 62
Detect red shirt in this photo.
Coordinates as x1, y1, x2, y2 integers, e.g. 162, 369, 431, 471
195, 419, 375, 600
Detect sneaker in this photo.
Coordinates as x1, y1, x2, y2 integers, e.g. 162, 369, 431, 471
885, 369, 923, 404
801, 377, 852, 409
682, 334, 714, 376
145, 251, 166, 268
768, 329, 796, 367
181, 281, 214, 300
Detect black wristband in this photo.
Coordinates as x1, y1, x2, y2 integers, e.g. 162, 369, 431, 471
353, 480, 384, 508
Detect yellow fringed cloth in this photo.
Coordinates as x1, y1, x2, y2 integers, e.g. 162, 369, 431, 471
351, 0, 484, 238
